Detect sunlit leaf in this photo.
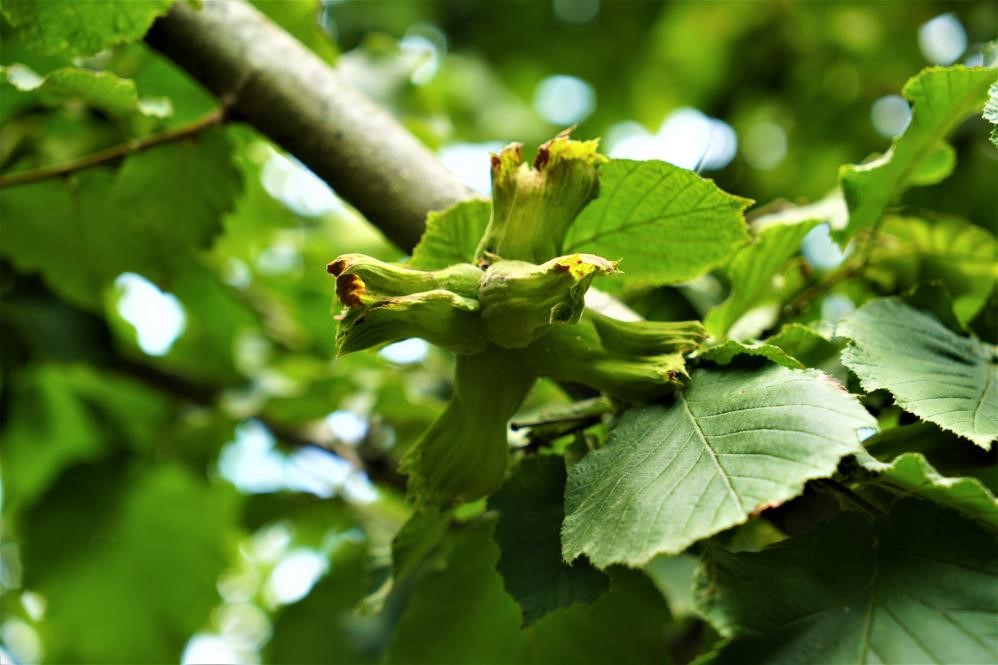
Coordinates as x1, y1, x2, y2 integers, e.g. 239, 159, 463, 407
1, 0, 173, 57
837, 297, 997, 449
563, 159, 750, 287
1, 64, 171, 119
408, 198, 490, 270
838, 65, 997, 241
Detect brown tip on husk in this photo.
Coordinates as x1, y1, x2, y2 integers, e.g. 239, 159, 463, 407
335, 274, 366, 307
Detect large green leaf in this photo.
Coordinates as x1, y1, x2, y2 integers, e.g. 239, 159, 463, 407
696, 500, 998, 664
705, 219, 819, 337
563, 159, 750, 287
838, 65, 997, 241
408, 198, 490, 270
562, 366, 874, 567
854, 450, 998, 528
22, 462, 238, 664
837, 297, 997, 449
0, 365, 168, 519
866, 215, 998, 324
1, 64, 170, 119
488, 455, 609, 626
384, 519, 670, 664
0, 128, 241, 309
0, 0, 173, 57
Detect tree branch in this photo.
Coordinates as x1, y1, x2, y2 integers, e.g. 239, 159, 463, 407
146, 0, 478, 252
0, 109, 225, 189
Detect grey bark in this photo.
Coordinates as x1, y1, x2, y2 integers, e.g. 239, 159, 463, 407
146, 0, 477, 252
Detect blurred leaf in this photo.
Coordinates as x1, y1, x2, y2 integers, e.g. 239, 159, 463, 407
696, 500, 998, 665
267, 539, 383, 664
838, 297, 997, 449
564, 160, 750, 288
706, 219, 819, 337
384, 518, 670, 664
0, 0, 173, 57
562, 366, 874, 567
408, 198, 490, 270
866, 215, 998, 324
1, 64, 171, 119
0, 364, 168, 518
251, 0, 338, 64
0, 128, 241, 309
22, 462, 238, 664
838, 65, 997, 241
488, 455, 609, 626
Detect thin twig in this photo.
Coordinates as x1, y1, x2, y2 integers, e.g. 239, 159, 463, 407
0, 108, 226, 189
815, 478, 886, 518
776, 222, 886, 326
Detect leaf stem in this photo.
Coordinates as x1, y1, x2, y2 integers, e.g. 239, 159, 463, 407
0, 108, 226, 189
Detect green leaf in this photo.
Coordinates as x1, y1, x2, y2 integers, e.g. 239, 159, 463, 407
838, 65, 997, 241
705, 219, 819, 337
696, 500, 998, 664
562, 366, 874, 567
699, 340, 805, 369
0, 128, 241, 309
408, 198, 490, 270
563, 159, 750, 287
22, 462, 237, 664
0, 0, 173, 57
1, 64, 171, 118
837, 297, 997, 449
866, 215, 998, 324
855, 450, 998, 528
384, 519, 670, 664
984, 81, 998, 147
488, 455, 609, 626
862, 422, 997, 493
267, 540, 381, 665
764, 323, 840, 368
0, 365, 169, 519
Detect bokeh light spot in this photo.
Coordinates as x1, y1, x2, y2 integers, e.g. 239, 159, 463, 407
918, 13, 966, 65
115, 273, 186, 356
742, 121, 787, 170
552, 0, 600, 24
533, 75, 596, 126
870, 95, 911, 138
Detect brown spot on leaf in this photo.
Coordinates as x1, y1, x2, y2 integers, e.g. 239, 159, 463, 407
750, 500, 783, 518
490, 154, 501, 170
818, 373, 849, 394
336, 274, 366, 307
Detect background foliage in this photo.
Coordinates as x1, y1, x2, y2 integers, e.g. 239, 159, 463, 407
0, 1, 995, 664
